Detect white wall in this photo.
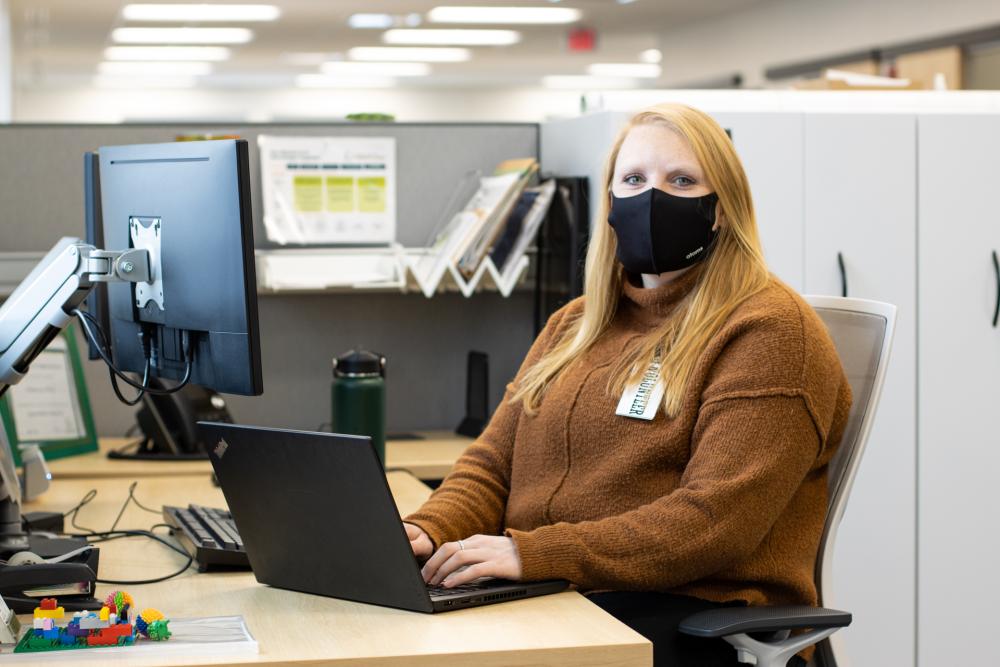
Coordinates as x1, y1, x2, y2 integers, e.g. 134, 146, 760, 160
0, 0, 11, 123
656, 0, 1000, 87
22, 86, 1000, 126
13, 85, 585, 124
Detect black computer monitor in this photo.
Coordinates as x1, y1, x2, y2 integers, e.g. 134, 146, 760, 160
96, 139, 263, 396
0, 139, 263, 571
83, 151, 108, 362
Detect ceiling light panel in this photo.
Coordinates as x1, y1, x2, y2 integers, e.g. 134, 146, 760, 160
348, 13, 394, 29
122, 4, 280, 22
639, 49, 662, 64
587, 63, 662, 78
348, 13, 422, 29
320, 61, 431, 77
93, 75, 198, 89
98, 61, 214, 76
111, 27, 254, 44
103, 46, 231, 61
428, 6, 581, 24
383, 29, 521, 46
295, 74, 397, 89
348, 47, 470, 62
281, 52, 338, 66
542, 75, 639, 89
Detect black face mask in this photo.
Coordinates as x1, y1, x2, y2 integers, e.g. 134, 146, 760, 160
608, 188, 719, 275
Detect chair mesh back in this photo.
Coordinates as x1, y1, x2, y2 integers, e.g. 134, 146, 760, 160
814, 309, 886, 513
809, 307, 887, 600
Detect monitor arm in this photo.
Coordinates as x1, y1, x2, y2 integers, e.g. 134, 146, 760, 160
0, 237, 151, 553
0, 237, 150, 393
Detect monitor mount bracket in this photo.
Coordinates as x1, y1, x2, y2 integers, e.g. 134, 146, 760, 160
84, 246, 152, 285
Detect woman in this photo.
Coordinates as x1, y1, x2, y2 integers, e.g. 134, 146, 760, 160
404, 103, 851, 666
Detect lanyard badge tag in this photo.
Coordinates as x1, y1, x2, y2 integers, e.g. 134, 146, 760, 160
615, 354, 665, 421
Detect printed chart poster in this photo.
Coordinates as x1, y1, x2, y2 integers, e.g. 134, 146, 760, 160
258, 135, 396, 245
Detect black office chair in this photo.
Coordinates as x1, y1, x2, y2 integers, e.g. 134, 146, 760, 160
679, 296, 897, 667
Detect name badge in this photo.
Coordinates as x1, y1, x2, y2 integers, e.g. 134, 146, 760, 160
615, 355, 665, 421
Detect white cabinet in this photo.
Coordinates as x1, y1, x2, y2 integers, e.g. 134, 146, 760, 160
804, 114, 917, 667
917, 115, 1000, 666
539, 110, 627, 229
714, 112, 805, 290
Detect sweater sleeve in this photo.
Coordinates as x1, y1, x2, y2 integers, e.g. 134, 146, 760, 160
403, 301, 578, 549
506, 392, 822, 590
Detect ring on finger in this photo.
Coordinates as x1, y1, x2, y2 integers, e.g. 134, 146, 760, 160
458, 540, 465, 551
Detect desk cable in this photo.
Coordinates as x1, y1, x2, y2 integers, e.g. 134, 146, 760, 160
56, 481, 195, 585
72, 308, 193, 406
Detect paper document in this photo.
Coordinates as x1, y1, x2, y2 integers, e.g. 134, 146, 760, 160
490, 179, 557, 278
439, 174, 519, 260
259, 135, 396, 245
456, 158, 538, 276
7, 336, 86, 442
406, 172, 521, 290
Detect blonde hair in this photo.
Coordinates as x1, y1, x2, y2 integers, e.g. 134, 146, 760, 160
511, 103, 771, 418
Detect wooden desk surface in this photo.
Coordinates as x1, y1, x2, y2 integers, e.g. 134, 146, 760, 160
47, 431, 472, 482
11, 473, 650, 667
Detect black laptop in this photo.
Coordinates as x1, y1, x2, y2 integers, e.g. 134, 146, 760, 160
199, 422, 568, 613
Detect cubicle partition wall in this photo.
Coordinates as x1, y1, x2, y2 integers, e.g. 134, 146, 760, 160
0, 122, 540, 438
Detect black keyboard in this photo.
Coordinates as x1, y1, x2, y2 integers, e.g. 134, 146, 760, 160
163, 504, 250, 571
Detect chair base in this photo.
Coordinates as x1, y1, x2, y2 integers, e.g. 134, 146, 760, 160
725, 627, 838, 666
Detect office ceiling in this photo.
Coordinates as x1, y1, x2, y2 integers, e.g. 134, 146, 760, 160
9, 0, 768, 89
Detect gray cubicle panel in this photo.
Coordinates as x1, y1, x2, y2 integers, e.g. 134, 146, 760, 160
0, 123, 540, 436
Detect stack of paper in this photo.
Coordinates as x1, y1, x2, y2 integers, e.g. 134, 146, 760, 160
455, 158, 539, 276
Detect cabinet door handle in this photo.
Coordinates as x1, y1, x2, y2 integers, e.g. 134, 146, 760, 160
837, 252, 848, 298
992, 250, 999, 328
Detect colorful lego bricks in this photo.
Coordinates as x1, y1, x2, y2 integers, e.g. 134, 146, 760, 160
13, 592, 170, 653
135, 608, 171, 641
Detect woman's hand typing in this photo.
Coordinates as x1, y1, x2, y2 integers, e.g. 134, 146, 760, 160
403, 522, 434, 559
420, 534, 523, 587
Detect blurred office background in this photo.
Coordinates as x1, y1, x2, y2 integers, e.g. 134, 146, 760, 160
1, 0, 1000, 124
3, 4, 1000, 667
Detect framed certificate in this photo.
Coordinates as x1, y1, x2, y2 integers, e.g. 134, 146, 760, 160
0, 324, 98, 465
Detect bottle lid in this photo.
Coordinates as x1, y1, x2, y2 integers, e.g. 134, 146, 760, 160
333, 349, 384, 377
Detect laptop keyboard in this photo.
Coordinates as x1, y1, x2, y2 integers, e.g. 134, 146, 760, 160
426, 580, 502, 597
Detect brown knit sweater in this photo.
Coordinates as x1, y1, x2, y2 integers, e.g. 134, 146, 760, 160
406, 268, 851, 611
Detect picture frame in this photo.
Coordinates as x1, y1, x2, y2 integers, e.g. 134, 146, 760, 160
0, 324, 99, 466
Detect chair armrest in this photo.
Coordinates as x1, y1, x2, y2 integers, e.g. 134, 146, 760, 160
679, 605, 852, 638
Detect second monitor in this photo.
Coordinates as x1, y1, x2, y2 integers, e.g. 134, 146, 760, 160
92, 139, 263, 397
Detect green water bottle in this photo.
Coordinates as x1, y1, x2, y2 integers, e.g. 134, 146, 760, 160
331, 349, 386, 466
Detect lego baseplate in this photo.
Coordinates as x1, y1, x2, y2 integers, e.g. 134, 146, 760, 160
14, 624, 135, 653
